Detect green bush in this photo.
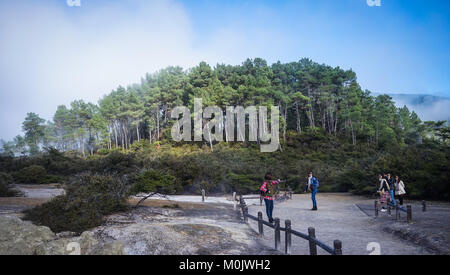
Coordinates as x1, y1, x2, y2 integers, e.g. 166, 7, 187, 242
130, 170, 181, 195
23, 173, 129, 233
0, 172, 13, 184
14, 165, 47, 184
23, 196, 103, 234
88, 151, 138, 175
0, 172, 21, 197
227, 172, 261, 194
13, 165, 62, 184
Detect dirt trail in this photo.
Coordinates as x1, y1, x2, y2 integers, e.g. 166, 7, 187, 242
247, 193, 436, 255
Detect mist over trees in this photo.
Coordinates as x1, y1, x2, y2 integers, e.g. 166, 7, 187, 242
1, 58, 447, 156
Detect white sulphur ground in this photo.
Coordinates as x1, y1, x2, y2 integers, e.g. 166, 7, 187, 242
132, 193, 262, 206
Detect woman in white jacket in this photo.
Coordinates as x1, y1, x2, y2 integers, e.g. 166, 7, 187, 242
394, 176, 406, 205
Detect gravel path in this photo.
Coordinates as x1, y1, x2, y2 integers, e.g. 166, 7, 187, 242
247, 193, 433, 255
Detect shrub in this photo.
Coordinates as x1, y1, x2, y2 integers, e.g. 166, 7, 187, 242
23, 196, 103, 233
88, 151, 138, 175
14, 165, 47, 184
227, 172, 260, 194
13, 165, 62, 184
0, 172, 13, 184
0, 172, 21, 197
23, 173, 129, 233
129, 170, 181, 195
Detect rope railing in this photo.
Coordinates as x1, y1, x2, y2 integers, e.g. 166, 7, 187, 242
237, 194, 342, 255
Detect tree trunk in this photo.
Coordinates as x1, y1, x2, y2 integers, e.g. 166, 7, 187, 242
122, 123, 128, 150
136, 123, 140, 142
80, 138, 85, 158
206, 123, 213, 151
283, 103, 287, 142
307, 86, 316, 128
295, 102, 301, 133
156, 106, 160, 140
113, 123, 118, 148
349, 118, 356, 145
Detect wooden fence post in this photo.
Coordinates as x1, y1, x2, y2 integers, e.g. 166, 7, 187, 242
243, 206, 249, 223
274, 218, 280, 250
396, 207, 400, 220
285, 220, 292, 255
201, 189, 205, 202
422, 201, 426, 212
333, 240, 342, 255
407, 205, 412, 223
260, 195, 263, 206
374, 200, 378, 217
308, 227, 317, 255
388, 204, 391, 216
239, 196, 248, 223
258, 211, 264, 236
233, 192, 237, 211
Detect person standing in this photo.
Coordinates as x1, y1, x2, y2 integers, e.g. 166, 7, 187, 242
307, 171, 319, 211
386, 173, 397, 207
260, 172, 280, 223
378, 174, 390, 212
394, 176, 406, 205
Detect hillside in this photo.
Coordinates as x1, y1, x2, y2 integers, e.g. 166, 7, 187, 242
0, 57, 449, 234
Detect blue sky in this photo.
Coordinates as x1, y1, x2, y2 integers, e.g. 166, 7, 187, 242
0, 0, 449, 141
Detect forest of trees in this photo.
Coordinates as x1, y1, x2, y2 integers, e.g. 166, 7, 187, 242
0, 58, 449, 207
1, 58, 449, 156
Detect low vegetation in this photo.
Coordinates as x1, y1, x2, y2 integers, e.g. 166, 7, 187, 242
0, 172, 21, 197
23, 173, 129, 233
0, 58, 448, 232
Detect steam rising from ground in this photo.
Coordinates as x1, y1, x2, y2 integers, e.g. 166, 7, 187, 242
390, 94, 450, 123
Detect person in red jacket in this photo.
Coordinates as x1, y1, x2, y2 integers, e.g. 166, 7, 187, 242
260, 172, 280, 223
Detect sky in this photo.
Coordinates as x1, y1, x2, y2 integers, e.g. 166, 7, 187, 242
0, 0, 450, 141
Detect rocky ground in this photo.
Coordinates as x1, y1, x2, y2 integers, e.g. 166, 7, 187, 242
357, 200, 450, 254
0, 185, 278, 255
0, 204, 280, 255
1, 185, 449, 255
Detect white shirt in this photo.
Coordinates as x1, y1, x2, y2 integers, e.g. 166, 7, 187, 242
396, 181, 406, 195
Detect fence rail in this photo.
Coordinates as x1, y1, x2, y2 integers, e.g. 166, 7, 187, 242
237, 194, 342, 255
374, 199, 425, 223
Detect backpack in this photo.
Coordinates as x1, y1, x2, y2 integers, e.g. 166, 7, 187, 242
261, 181, 277, 197
312, 177, 319, 188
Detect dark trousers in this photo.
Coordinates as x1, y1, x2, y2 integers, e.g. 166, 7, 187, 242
399, 194, 405, 205
264, 199, 274, 220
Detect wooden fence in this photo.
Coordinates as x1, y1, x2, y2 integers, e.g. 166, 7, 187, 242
236, 194, 342, 255
374, 200, 427, 223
